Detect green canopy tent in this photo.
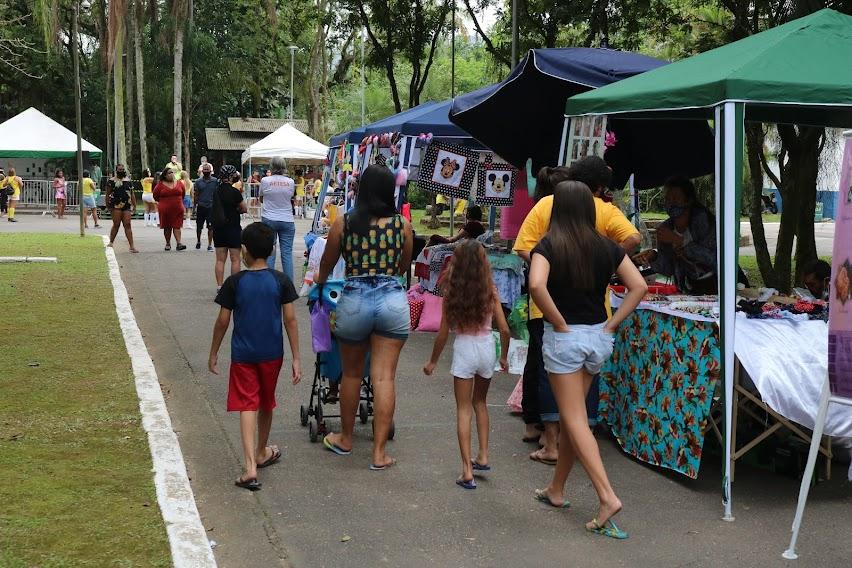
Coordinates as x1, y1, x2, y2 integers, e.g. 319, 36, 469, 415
564, 7, 852, 550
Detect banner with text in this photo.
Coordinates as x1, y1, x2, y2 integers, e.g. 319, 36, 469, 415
828, 131, 852, 399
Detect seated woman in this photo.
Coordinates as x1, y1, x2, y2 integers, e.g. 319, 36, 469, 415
428, 205, 486, 247
633, 176, 718, 294
802, 259, 831, 300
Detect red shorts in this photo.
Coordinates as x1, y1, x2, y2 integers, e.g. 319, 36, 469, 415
227, 358, 283, 412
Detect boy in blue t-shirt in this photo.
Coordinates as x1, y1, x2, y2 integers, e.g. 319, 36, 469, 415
209, 222, 302, 491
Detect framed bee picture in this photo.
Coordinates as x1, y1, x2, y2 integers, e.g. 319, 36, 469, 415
476, 161, 516, 206
417, 141, 478, 199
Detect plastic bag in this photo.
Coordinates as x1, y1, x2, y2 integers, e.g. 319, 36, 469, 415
508, 295, 530, 342
310, 300, 333, 354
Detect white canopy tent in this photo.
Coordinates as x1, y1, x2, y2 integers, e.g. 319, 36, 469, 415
0, 107, 102, 158
241, 123, 328, 165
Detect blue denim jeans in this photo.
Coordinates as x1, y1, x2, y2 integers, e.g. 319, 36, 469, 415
334, 276, 410, 344
262, 217, 296, 281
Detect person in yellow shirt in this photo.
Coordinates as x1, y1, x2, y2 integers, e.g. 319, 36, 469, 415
2, 167, 22, 222
140, 168, 157, 226
181, 170, 194, 229
514, 157, 639, 465
294, 168, 306, 218
81, 170, 100, 228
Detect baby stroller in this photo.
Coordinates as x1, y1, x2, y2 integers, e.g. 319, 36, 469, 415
300, 281, 395, 442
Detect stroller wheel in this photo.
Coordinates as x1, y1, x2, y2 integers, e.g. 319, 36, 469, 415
316, 402, 324, 424
388, 421, 396, 441
308, 419, 319, 443
300, 404, 309, 427
359, 402, 369, 424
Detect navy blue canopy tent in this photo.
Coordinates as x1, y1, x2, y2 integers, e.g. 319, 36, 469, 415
449, 48, 715, 190
329, 127, 364, 147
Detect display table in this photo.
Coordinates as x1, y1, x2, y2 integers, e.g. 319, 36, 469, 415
600, 294, 851, 480
599, 302, 720, 479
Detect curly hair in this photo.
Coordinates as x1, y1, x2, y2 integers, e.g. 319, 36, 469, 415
442, 240, 496, 333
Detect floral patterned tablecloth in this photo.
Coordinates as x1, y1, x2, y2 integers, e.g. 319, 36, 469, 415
599, 309, 720, 479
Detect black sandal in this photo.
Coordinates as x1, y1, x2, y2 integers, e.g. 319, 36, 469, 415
176, 244, 187, 251
235, 476, 261, 491
164, 245, 171, 251
257, 447, 281, 469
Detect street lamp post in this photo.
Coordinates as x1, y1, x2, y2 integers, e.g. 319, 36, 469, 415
288, 45, 298, 121
360, 29, 365, 126
73, 0, 86, 237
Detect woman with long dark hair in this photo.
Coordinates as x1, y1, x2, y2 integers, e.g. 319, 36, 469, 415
528, 181, 646, 539
316, 165, 413, 470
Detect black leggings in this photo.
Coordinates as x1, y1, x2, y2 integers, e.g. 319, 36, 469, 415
522, 318, 544, 425
0, 192, 7, 213
196, 206, 212, 241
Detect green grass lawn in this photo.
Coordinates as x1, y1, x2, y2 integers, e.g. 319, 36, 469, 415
0, 234, 170, 567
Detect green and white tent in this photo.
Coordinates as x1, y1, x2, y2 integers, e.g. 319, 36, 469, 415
564, 7, 852, 528
0, 107, 102, 158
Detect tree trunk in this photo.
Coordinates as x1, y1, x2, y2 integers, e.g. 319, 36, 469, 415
132, 0, 149, 169
182, 0, 194, 168
125, 37, 135, 172
745, 124, 778, 287
173, 26, 184, 159
307, 0, 328, 141
113, 23, 127, 166
105, 68, 112, 171
792, 127, 823, 282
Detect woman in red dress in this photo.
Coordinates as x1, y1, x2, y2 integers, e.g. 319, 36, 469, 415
153, 169, 187, 251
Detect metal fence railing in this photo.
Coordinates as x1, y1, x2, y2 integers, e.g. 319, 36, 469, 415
18, 180, 81, 213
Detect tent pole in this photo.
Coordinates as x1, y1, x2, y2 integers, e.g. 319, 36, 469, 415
783, 376, 833, 559
558, 117, 570, 165
717, 101, 742, 523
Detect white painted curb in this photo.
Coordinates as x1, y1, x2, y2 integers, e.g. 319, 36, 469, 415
102, 237, 217, 567
0, 256, 58, 263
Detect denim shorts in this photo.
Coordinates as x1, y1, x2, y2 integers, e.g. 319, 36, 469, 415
334, 276, 410, 343
542, 322, 614, 375
82, 196, 96, 208
183, 196, 192, 208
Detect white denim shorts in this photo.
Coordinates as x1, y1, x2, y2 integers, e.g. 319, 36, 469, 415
542, 322, 614, 375
451, 333, 496, 380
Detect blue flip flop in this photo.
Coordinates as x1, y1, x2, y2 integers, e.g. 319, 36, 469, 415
586, 517, 628, 540
471, 460, 491, 472
456, 478, 477, 490
322, 435, 351, 456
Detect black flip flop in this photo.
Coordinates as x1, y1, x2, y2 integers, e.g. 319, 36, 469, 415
235, 477, 261, 491
522, 435, 541, 443
257, 447, 281, 469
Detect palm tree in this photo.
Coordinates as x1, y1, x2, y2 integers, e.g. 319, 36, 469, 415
109, 0, 128, 166
172, 0, 189, 160
131, 0, 149, 169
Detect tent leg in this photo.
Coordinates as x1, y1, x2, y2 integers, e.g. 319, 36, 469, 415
782, 377, 832, 560
558, 117, 570, 165
717, 102, 743, 523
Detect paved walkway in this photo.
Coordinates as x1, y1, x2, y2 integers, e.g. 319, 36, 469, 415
3, 215, 850, 567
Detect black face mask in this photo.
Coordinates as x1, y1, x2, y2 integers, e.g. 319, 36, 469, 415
203, 171, 211, 179
116, 170, 126, 178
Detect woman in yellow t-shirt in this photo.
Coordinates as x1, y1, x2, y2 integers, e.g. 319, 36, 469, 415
294, 168, 306, 219
181, 170, 194, 229
140, 168, 158, 226
81, 170, 100, 228
513, 158, 639, 465
2, 168, 22, 222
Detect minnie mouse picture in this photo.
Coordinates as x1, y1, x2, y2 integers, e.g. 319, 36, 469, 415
430, 149, 467, 187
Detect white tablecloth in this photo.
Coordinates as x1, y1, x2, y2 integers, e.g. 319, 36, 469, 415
734, 314, 852, 438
